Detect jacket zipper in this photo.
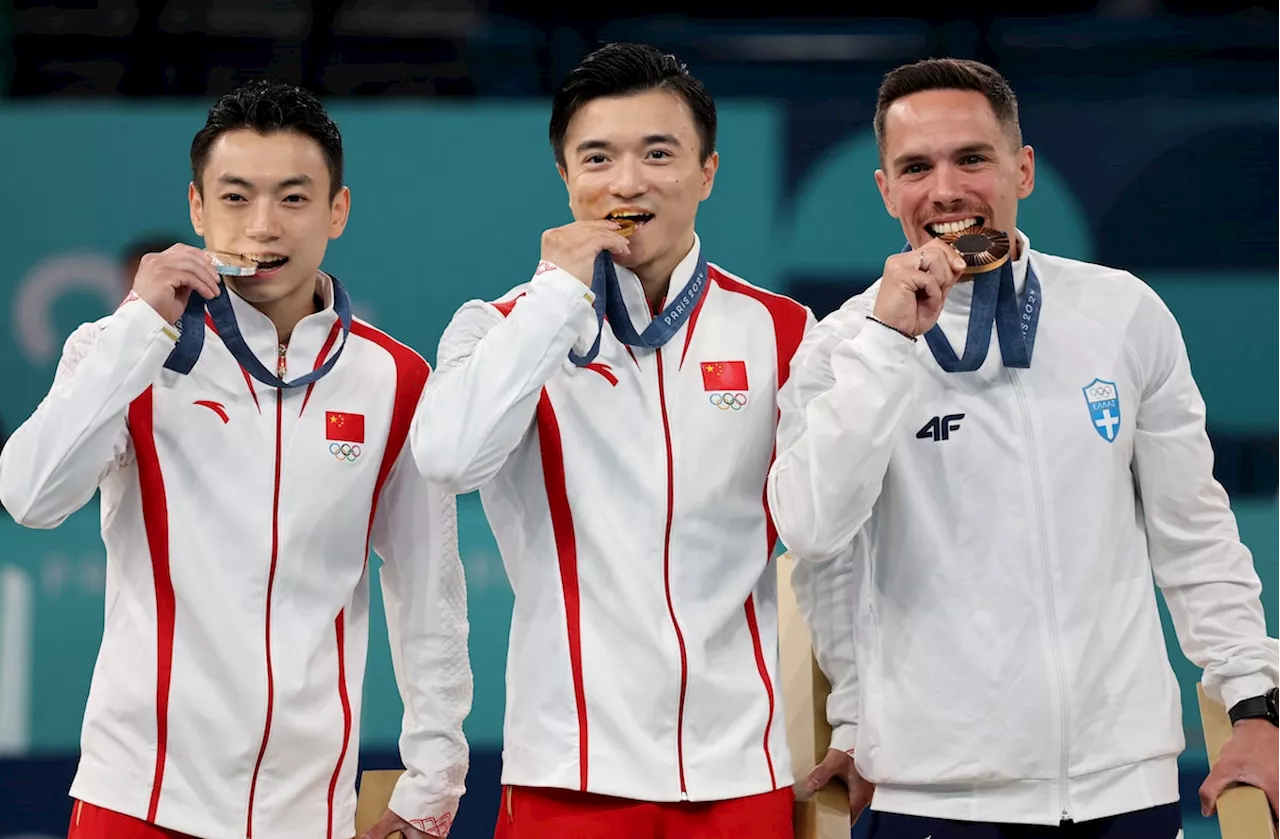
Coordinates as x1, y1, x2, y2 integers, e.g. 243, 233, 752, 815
1009, 370, 1071, 822
246, 348, 287, 836
654, 347, 690, 800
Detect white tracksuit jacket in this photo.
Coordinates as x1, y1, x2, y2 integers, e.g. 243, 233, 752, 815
0, 282, 471, 839
410, 237, 814, 803
771, 232, 1277, 825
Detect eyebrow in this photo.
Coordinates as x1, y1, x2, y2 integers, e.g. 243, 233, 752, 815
890, 142, 998, 170
574, 133, 684, 154
215, 174, 315, 191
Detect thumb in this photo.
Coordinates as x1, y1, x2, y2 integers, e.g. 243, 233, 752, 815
1200, 765, 1232, 817
806, 752, 847, 793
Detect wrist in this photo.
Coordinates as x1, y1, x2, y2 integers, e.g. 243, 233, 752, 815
1228, 687, 1278, 728
866, 315, 917, 342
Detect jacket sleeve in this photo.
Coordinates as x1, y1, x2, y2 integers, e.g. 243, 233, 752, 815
768, 294, 921, 561
409, 268, 598, 494
790, 536, 865, 754
0, 299, 177, 528
1129, 282, 1278, 711
372, 441, 473, 835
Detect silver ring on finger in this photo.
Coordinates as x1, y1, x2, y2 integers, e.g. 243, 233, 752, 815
917, 251, 929, 272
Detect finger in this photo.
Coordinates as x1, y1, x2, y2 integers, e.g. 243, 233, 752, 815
176, 255, 224, 295
922, 241, 967, 280
850, 789, 872, 822
601, 235, 632, 255
1200, 767, 1232, 816
170, 269, 220, 301
806, 761, 838, 793
359, 815, 395, 839
164, 252, 221, 290
180, 270, 222, 301
916, 275, 943, 307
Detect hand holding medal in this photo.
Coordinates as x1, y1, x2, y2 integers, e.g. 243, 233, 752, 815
127, 243, 223, 324
538, 219, 633, 289
872, 233, 968, 338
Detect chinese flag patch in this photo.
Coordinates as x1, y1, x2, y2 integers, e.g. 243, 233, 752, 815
325, 411, 365, 443
701, 360, 749, 391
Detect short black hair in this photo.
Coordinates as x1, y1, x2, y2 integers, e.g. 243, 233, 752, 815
190, 79, 344, 198
122, 234, 184, 267
875, 58, 1022, 160
549, 42, 717, 168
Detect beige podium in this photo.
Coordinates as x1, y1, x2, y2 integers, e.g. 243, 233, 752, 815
1197, 684, 1277, 839
778, 551, 853, 838
355, 551, 852, 839
354, 769, 405, 838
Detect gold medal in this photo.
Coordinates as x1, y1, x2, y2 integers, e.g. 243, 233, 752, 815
604, 210, 653, 238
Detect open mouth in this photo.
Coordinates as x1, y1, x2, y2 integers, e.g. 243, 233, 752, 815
248, 255, 289, 272
927, 219, 1011, 275
209, 252, 290, 276
926, 216, 984, 237
605, 210, 655, 237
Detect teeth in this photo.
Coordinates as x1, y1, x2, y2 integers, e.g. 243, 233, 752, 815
928, 218, 979, 235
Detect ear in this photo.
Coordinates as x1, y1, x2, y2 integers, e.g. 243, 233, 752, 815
188, 182, 205, 236
328, 186, 351, 240
698, 151, 720, 201
1016, 145, 1035, 200
874, 169, 899, 219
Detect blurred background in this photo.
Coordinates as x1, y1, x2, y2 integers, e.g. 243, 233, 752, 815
0, 2, 1275, 838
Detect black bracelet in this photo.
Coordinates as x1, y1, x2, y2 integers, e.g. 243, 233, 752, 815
866, 315, 917, 343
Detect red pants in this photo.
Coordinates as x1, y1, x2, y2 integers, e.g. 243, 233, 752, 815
67, 801, 200, 839
493, 785, 795, 839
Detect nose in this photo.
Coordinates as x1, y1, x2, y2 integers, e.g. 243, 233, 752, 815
245, 201, 282, 242
609, 155, 649, 200
929, 162, 967, 207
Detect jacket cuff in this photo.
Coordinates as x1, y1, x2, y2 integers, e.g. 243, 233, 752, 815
389, 784, 460, 838
1215, 673, 1279, 716
531, 264, 599, 356
115, 293, 181, 347
829, 721, 859, 754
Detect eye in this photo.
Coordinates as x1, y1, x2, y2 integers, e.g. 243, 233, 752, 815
221, 193, 246, 203
283, 194, 308, 204
647, 149, 671, 160
960, 154, 988, 166
584, 154, 608, 165
902, 163, 929, 175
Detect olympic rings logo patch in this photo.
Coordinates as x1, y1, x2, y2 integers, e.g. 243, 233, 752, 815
709, 392, 748, 410
330, 442, 362, 462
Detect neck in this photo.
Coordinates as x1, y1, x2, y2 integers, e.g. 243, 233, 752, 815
235, 273, 321, 343
635, 231, 696, 311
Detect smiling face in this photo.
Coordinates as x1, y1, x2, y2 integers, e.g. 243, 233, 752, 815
188, 128, 349, 307
874, 88, 1035, 253
558, 88, 718, 281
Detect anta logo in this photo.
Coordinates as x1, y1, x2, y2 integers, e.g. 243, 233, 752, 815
916, 413, 964, 442
584, 362, 618, 386
193, 400, 229, 423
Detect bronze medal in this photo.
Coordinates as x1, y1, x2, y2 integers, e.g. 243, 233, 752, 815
937, 226, 1011, 274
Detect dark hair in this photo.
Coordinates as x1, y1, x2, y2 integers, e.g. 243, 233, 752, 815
190, 79, 344, 198
549, 42, 717, 168
874, 58, 1022, 159
122, 234, 185, 267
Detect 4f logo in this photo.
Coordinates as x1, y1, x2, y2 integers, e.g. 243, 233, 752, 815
917, 413, 964, 442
